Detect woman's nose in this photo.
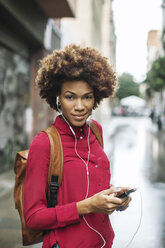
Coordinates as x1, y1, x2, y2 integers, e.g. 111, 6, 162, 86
74, 99, 84, 110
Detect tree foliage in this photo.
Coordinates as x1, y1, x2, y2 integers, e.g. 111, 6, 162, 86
116, 73, 140, 100
145, 56, 165, 91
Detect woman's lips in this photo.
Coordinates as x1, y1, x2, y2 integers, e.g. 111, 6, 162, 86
72, 114, 87, 121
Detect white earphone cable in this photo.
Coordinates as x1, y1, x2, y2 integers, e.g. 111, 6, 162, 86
123, 188, 143, 248
61, 114, 106, 248
73, 124, 90, 199
72, 124, 106, 248
83, 215, 106, 248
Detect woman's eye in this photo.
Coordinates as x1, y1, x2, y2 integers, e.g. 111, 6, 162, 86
66, 95, 73, 100
85, 95, 93, 100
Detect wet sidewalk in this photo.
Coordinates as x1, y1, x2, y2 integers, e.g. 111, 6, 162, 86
0, 170, 41, 248
103, 116, 165, 248
0, 170, 21, 248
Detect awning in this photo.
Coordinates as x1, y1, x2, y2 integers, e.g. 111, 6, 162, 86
35, 0, 76, 18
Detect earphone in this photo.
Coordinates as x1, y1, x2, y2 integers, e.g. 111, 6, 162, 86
56, 96, 59, 105
56, 96, 61, 113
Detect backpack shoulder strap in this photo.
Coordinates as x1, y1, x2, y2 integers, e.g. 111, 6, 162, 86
43, 125, 63, 187
89, 120, 103, 148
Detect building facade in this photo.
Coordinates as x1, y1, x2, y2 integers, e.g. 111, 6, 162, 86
0, 0, 76, 172
162, 0, 165, 51
147, 30, 162, 71
145, 0, 165, 129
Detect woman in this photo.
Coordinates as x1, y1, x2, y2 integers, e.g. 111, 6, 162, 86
24, 44, 131, 248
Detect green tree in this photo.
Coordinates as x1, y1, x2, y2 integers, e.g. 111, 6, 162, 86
116, 73, 140, 100
145, 56, 165, 91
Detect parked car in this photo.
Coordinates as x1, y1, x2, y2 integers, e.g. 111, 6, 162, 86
112, 105, 128, 116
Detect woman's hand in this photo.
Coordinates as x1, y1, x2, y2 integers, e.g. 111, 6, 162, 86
113, 186, 133, 212
77, 186, 132, 216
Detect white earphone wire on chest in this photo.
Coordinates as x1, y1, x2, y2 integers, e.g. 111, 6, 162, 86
61, 113, 106, 248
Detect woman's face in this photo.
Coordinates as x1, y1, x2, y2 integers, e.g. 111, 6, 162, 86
59, 80, 95, 127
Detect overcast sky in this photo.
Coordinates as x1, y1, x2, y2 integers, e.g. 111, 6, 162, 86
113, 0, 162, 81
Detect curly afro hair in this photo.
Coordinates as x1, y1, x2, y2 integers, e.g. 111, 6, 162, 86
35, 44, 117, 111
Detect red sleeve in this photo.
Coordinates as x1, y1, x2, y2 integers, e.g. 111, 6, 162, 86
24, 132, 80, 230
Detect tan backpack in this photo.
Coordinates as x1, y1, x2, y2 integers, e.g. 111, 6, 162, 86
13, 122, 103, 246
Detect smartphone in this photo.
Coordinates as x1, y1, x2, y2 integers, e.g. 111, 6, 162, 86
118, 188, 137, 198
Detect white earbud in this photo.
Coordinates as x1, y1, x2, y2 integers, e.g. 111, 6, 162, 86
56, 96, 61, 112
56, 96, 59, 105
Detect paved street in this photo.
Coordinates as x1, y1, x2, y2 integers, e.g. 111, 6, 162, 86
0, 116, 165, 247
